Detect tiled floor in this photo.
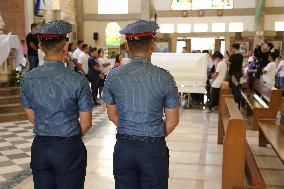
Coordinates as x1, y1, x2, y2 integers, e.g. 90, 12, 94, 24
0, 107, 283, 189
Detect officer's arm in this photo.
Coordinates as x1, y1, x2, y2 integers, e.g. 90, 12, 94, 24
80, 111, 92, 136
164, 107, 179, 136
106, 104, 118, 126
24, 109, 35, 124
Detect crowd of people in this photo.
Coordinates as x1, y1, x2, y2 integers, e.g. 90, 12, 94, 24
202, 40, 283, 112
22, 23, 125, 106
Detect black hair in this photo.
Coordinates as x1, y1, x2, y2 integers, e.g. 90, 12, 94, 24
127, 39, 153, 52
77, 40, 84, 46
40, 38, 67, 54
81, 44, 88, 51
98, 48, 104, 55
202, 50, 209, 54
269, 49, 280, 61
31, 23, 37, 30
89, 47, 97, 54
68, 42, 74, 52
267, 43, 274, 50
232, 43, 240, 50
212, 51, 224, 60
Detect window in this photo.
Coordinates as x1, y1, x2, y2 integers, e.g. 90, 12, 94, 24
177, 24, 191, 33
191, 37, 215, 52
212, 23, 225, 32
229, 23, 243, 32
105, 22, 122, 46
98, 0, 128, 14
160, 24, 175, 33
171, 0, 233, 10
275, 22, 284, 31
194, 24, 208, 32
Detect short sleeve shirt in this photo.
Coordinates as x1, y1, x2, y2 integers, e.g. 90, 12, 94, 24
98, 58, 111, 75
78, 52, 89, 74
73, 48, 82, 59
88, 56, 99, 81
102, 57, 180, 137
212, 61, 228, 88
229, 53, 243, 75
262, 62, 276, 88
21, 61, 93, 137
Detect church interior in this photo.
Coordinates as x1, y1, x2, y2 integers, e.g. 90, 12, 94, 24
0, 0, 284, 188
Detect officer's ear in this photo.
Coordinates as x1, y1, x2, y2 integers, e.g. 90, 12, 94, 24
151, 41, 156, 52
63, 42, 68, 54
125, 42, 130, 51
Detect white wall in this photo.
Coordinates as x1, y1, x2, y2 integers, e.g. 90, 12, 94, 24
266, 0, 284, 7
265, 14, 284, 31
152, 0, 255, 10
84, 0, 141, 14
157, 16, 255, 32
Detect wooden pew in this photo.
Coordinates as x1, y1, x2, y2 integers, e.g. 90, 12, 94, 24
218, 81, 233, 144
258, 119, 284, 164
220, 97, 247, 189
241, 79, 282, 130
219, 97, 266, 189
258, 98, 284, 164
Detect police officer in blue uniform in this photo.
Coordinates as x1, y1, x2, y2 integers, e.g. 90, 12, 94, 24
20, 20, 93, 189
103, 20, 180, 189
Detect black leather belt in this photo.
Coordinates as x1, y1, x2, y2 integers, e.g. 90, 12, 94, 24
35, 135, 81, 141
116, 134, 165, 143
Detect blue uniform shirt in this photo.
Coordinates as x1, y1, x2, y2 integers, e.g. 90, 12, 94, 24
103, 57, 179, 137
21, 60, 94, 137
88, 56, 99, 82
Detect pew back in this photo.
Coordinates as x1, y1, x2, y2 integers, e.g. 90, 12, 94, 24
222, 98, 247, 189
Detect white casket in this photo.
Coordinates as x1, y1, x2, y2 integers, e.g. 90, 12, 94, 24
151, 53, 207, 94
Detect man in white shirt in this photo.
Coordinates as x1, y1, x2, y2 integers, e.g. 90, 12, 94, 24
97, 48, 111, 98
262, 49, 279, 88
78, 44, 89, 76
204, 51, 227, 113
73, 40, 84, 71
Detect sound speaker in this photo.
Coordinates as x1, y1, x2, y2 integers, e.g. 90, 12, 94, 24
93, 32, 98, 41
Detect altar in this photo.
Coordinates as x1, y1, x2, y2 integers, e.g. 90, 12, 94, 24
0, 34, 24, 82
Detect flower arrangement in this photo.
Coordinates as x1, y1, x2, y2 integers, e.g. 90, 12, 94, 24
9, 69, 27, 87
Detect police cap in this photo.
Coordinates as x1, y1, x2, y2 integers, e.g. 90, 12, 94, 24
120, 19, 159, 41
34, 20, 72, 41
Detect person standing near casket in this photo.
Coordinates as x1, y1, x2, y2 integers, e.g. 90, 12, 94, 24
20, 20, 93, 189
102, 19, 180, 189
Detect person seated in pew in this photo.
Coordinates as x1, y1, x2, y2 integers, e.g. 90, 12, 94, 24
261, 49, 279, 88
203, 51, 228, 113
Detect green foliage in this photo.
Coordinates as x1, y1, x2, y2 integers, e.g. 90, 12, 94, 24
9, 69, 27, 87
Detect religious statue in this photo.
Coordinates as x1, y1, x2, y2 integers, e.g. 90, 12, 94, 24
35, 0, 46, 17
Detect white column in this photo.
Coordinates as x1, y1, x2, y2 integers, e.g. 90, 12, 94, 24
24, 0, 34, 34
141, 0, 151, 20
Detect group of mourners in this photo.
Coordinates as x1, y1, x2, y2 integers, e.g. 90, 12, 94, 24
204, 40, 282, 112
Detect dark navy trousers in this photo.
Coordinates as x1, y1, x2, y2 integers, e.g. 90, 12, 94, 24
113, 140, 169, 189
31, 135, 87, 189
